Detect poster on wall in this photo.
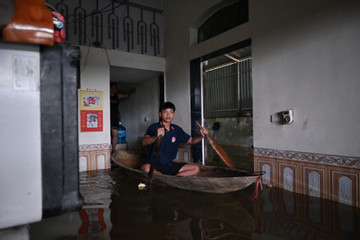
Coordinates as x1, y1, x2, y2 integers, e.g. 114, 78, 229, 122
80, 90, 103, 132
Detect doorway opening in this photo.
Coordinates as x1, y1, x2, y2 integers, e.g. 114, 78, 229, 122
110, 66, 164, 153
190, 39, 253, 171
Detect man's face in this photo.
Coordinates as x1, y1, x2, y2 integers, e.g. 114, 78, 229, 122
160, 108, 175, 123
110, 84, 117, 95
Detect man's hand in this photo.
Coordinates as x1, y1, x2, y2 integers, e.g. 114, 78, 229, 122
199, 126, 209, 137
157, 127, 165, 137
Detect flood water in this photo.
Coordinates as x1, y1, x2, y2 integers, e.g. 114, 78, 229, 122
29, 166, 360, 240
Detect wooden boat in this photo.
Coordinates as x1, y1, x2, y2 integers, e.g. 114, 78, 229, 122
111, 150, 261, 194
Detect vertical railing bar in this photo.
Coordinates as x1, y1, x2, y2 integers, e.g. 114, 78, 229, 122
74, 0, 87, 45
150, 12, 160, 56
108, 1, 119, 49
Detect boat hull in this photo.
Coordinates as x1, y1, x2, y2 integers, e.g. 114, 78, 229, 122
111, 151, 260, 194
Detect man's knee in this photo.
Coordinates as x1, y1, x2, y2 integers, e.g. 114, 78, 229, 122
177, 164, 200, 176
193, 165, 200, 175
141, 163, 150, 172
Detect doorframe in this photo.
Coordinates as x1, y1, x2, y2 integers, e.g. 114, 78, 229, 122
190, 38, 251, 164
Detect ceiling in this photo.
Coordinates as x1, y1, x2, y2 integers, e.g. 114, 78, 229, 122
110, 66, 163, 83
203, 46, 251, 71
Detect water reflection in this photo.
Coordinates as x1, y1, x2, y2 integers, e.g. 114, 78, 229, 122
109, 172, 256, 240
29, 167, 360, 240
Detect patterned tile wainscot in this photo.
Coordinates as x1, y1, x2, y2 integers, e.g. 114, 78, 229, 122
254, 148, 360, 207
79, 144, 111, 171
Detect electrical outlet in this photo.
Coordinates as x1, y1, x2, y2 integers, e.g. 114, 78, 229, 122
271, 110, 294, 124
282, 110, 294, 124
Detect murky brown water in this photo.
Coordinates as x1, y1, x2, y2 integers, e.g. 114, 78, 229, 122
29, 166, 360, 240
206, 145, 254, 171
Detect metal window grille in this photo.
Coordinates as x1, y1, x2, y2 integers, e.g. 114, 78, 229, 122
204, 58, 252, 118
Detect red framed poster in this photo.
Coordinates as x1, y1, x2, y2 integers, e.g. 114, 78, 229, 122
80, 90, 103, 132
80, 110, 103, 132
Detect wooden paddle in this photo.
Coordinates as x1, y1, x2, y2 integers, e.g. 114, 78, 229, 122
148, 135, 163, 180
195, 121, 235, 169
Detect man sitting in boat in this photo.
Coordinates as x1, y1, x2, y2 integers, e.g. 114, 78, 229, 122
141, 102, 208, 176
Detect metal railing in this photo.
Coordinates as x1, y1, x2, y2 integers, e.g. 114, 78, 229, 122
204, 58, 252, 118
47, 0, 163, 56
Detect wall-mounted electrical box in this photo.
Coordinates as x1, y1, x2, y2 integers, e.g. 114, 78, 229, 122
282, 110, 294, 124
271, 109, 294, 125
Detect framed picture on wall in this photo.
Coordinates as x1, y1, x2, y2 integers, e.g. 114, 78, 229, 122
80, 90, 103, 132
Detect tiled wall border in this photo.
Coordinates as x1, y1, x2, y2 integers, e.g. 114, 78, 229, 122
79, 143, 111, 152
254, 148, 360, 169
79, 143, 111, 171
254, 147, 360, 207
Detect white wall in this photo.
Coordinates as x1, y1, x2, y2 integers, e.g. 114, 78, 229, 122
163, 0, 360, 156
163, 0, 222, 133
79, 47, 165, 148
79, 46, 111, 145
107, 49, 165, 72
252, 1, 360, 156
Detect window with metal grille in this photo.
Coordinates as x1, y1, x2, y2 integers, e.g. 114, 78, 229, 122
204, 58, 252, 118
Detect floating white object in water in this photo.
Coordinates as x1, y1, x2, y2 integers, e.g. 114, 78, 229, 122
138, 183, 146, 190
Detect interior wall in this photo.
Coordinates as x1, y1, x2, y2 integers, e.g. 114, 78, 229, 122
79, 46, 165, 150
79, 46, 110, 145
163, 0, 360, 157
118, 77, 160, 152
251, 1, 360, 156
163, 0, 222, 133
